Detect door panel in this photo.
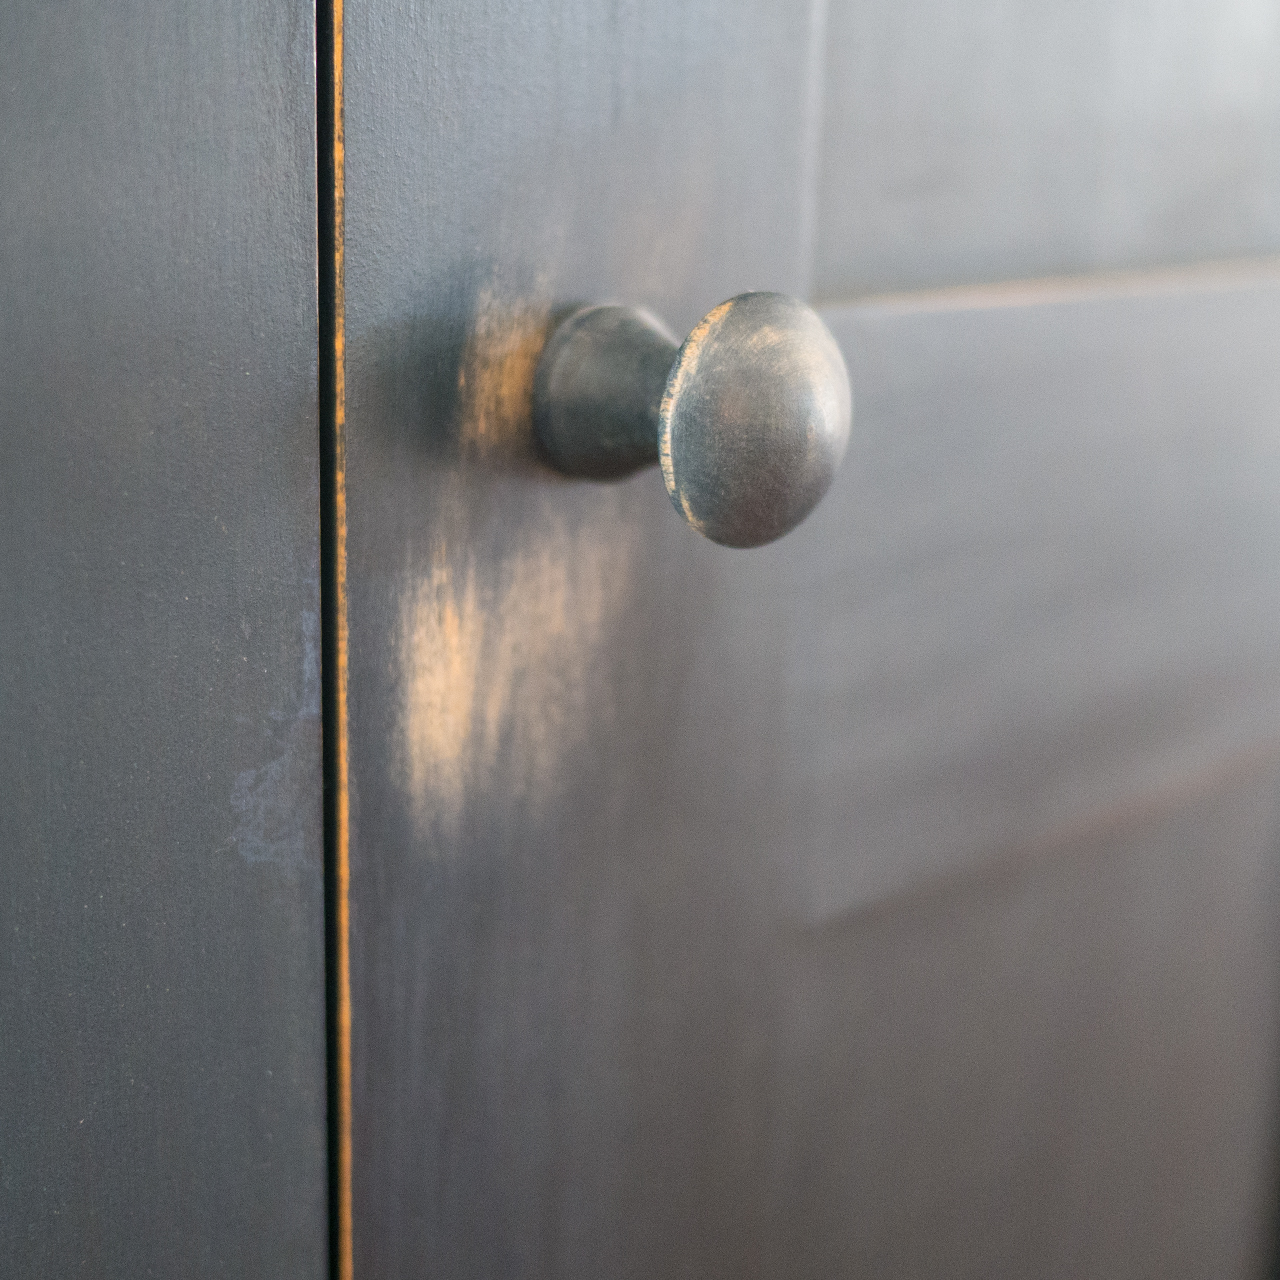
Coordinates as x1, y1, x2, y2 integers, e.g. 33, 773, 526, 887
770, 757, 1280, 1278
782, 268, 1280, 914
341, 2, 1280, 1275
341, 2, 826, 1271
815, 0, 1280, 295
0, 3, 327, 1273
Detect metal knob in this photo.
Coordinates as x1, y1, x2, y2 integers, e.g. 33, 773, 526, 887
533, 292, 852, 548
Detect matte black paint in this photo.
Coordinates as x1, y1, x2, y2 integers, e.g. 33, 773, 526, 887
0, 3, 327, 1273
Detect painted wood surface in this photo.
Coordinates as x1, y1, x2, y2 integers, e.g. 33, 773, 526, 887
815, 0, 1280, 295
0, 3, 328, 1273
339, 0, 1280, 1270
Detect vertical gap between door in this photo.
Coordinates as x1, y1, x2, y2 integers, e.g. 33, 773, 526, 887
317, 0, 352, 1276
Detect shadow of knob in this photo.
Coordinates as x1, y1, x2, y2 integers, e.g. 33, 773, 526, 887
533, 292, 851, 548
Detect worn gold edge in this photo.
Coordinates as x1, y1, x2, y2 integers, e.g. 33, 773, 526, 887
331, 0, 352, 1275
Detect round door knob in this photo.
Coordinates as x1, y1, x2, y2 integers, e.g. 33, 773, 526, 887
533, 292, 851, 548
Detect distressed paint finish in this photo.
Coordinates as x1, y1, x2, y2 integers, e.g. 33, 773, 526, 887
0, 1, 327, 1274
347, 254, 1280, 1271
318, 0, 354, 1272
341, 0, 1280, 1269
340, 0, 829, 1273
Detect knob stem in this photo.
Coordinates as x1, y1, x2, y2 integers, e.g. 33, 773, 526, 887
533, 305, 676, 479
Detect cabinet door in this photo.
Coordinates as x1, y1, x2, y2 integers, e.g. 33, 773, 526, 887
338, 2, 1280, 1275
1, 3, 327, 1274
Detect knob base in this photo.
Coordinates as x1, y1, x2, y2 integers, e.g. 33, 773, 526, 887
532, 305, 677, 480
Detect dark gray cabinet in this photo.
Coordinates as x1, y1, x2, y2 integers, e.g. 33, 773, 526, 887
6, 1, 1280, 1276
2, 1, 327, 1275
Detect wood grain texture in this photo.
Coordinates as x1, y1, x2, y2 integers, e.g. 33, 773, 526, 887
0, 2, 327, 1273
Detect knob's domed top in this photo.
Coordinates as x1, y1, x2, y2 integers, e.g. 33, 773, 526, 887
658, 292, 851, 548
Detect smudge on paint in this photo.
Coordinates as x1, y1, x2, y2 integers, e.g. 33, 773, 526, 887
231, 608, 323, 870
455, 287, 552, 459
398, 522, 630, 840
398, 282, 634, 841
